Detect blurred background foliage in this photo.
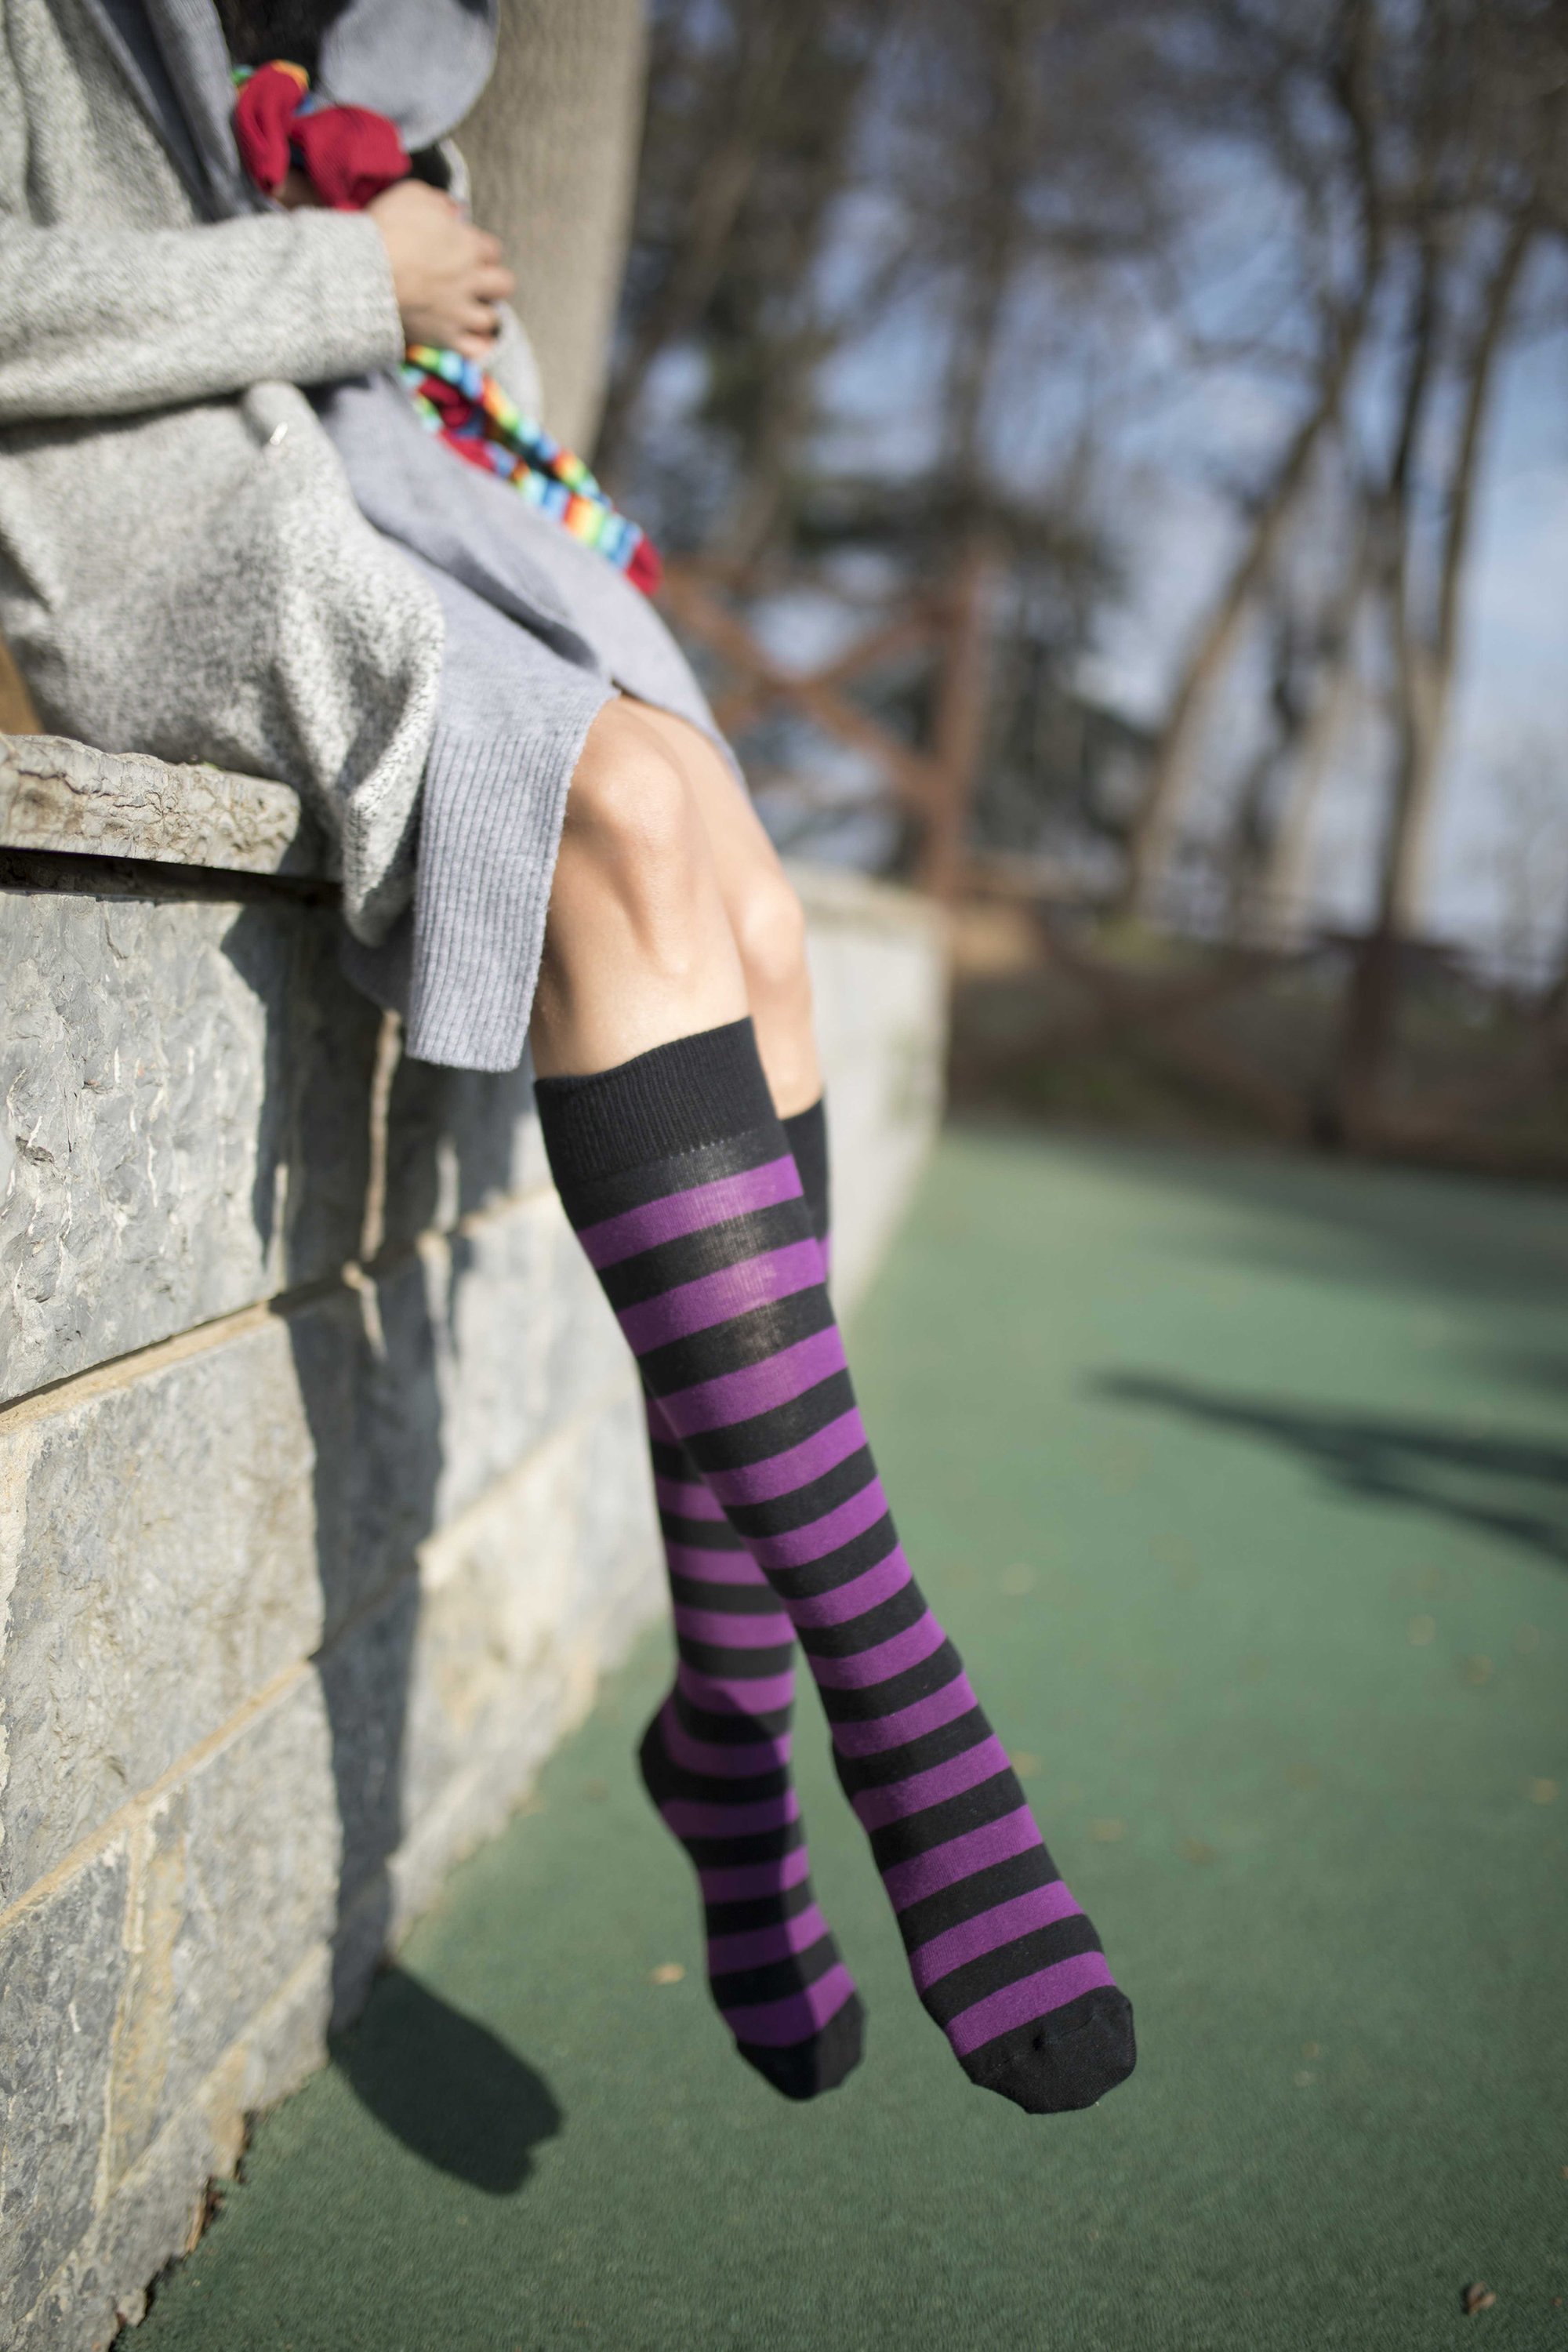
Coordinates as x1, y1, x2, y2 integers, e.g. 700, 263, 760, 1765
599, 0, 1568, 1167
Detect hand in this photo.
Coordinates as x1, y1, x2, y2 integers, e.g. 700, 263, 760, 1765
367, 180, 514, 360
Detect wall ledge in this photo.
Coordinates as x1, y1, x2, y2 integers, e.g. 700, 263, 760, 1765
0, 731, 325, 880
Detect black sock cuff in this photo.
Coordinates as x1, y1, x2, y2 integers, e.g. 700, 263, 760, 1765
782, 1098, 829, 1243
534, 1018, 779, 1189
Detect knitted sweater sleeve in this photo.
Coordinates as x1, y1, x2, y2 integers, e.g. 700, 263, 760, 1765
0, 209, 405, 423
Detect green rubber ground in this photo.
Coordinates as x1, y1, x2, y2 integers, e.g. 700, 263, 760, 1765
136, 1130, 1568, 2351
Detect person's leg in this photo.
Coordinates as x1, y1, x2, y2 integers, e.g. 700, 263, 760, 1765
535, 702, 861, 2096
532, 705, 1134, 2114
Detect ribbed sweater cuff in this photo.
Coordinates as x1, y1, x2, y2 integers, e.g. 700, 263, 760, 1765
534, 1019, 778, 1189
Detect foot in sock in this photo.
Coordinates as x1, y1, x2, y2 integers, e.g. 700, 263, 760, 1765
537, 1022, 1134, 2115
640, 1395, 864, 2098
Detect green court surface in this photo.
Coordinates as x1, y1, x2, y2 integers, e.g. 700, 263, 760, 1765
136, 1130, 1568, 2351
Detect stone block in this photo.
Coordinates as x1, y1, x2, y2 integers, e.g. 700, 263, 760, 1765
322, 1371, 659, 1940
0, 1323, 322, 1907
0, 1196, 630, 1910
427, 1195, 626, 1530
793, 865, 947, 1311
0, 1841, 130, 2341
379, 1049, 550, 1257
104, 1677, 337, 2187
14, 1949, 330, 2352
0, 877, 378, 1402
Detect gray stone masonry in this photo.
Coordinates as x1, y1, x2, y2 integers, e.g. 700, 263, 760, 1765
0, 731, 946, 2351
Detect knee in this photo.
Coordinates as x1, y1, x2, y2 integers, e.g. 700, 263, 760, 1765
733, 868, 811, 1004
561, 702, 706, 905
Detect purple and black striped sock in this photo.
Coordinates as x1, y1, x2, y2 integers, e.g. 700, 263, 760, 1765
639, 1100, 864, 2100
536, 1024, 1134, 2114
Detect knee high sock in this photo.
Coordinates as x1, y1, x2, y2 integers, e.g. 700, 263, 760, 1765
640, 1100, 864, 2100
536, 1022, 1135, 2115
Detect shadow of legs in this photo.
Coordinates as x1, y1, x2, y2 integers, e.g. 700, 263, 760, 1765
332, 1966, 564, 2194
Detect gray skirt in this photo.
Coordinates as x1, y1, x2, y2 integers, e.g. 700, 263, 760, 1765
326, 384, 729, 1076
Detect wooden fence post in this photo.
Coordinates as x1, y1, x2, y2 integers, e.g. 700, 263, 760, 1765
916, 539, 996, 901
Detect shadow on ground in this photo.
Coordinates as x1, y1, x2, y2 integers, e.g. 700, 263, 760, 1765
1096, 1372, 1568, 1573
330, 1966, 562, 2194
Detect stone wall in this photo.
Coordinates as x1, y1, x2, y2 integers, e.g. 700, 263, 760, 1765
0, 733, 946, 2352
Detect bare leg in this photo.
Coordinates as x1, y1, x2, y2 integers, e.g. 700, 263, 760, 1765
530, 696, 820, 1113
623, 704, 822, 1116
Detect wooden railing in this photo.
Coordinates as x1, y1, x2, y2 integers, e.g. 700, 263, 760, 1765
659, 546, 996, 898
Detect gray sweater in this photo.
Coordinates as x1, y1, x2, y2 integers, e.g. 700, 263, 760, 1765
1, 0, 723, 1063
0, 0, 448, 943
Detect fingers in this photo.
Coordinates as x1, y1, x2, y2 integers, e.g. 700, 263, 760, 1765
473, 260, 516, 303
452, 288, 506, 358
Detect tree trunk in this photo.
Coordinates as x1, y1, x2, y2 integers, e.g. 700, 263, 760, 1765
593, 11, 813, 476
1334, 211, 1534, 1131
1121, 292, 1371, 917
459, 0, 649, 450
1258, 524, 1370, 939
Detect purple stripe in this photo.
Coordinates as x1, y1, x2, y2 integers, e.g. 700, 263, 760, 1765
699, 1844, 811, 1903
665, 1543, 771, 1587
787, 1545, 911, 1630
808, 1609, 946, 1692
908, 1880, 1083, 1992
703, 1408, 866, 1507
723, 1962, 858, 2046
673, 1604, 792, 1650
706, 1904, 833, 1974
579, 1156, 803, 1269
851, 1733, 1011, 1832
946, 1951, 1116, 2056
660, 1787, 799, 1839
655, 1474, 728, 1521
750, 1475, 891, 1573
660, 1325, 848, 1437
660, 1711, 792, 1778
619, 1236, 823, 1353
829, 1670, 978, 1758
883, 1805, 1043, 1911
678, 1660, 795, 1715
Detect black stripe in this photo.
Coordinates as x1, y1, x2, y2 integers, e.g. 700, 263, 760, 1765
817, 1638, 965, 1724
678, 1370, 857, 1472
921, 1912, 1105, 2029
866, 1769, 1021, 1871
666, 1817, 804, 1871
554, 1114, 783, 1224
675, 1636, 794, 1680
637, 1286, 836, 1398
660, 1512, 753, 1552
722, 1445, 878, 1540
647, 1437, 692, 1479
796, 1580, 925, 1662
647, 1755, 791, 1807
833, 1706, 991, 1795
673, 1690, 793, 1744
710, 1934, 840, 2010
896, 1846, 1061, 1955
597, 1199, 808, 1309
767, 1516, 902, 1606
704, 1875, 816, 1936
668, 1572, 782, 1617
